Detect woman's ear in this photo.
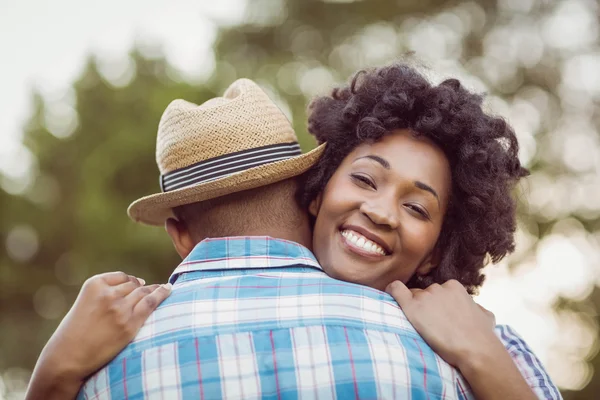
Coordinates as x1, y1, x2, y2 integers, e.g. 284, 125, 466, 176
416, 246, 442, 276
415, 261, 436, 276
308, 193, 323, 217
165, 218, 195, 259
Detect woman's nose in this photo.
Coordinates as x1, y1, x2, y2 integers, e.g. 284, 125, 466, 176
360, 201, 399, 229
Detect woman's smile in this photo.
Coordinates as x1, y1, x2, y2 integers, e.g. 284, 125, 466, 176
339, 227, 389, 258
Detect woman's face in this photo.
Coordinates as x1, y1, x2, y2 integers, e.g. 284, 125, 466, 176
309, 129, 452, 291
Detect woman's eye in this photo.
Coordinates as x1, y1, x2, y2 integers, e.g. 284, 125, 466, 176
406, 204, 430, 220
351, 174, 376, 189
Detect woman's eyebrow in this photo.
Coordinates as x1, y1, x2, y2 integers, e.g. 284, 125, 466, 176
354, 155, 390, 169
414, 181, 440, 208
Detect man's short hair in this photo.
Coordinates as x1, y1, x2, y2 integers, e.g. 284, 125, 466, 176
173, 178, 304, 241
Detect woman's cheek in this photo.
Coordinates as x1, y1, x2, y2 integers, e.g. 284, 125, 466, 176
398, 224, 429, 258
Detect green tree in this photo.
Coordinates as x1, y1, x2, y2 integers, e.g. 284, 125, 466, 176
0, 52, 216, 374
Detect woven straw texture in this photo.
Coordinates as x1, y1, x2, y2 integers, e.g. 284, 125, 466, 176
128, 78, 325, 226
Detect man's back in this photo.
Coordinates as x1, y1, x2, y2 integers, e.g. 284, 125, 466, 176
80, 237, 469, 399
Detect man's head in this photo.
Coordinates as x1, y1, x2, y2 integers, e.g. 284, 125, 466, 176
166, 178, 312, 259
127, 79, 325, 256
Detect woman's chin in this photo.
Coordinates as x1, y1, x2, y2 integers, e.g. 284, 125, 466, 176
322, 259, 379, 289
320, 231, 409, 292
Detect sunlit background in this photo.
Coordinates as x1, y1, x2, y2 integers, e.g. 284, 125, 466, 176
1, 0, 599, 398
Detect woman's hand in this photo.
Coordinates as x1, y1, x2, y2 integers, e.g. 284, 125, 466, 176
26, 272, 172, 400
386, 279, 537, 400
385, 279, 497, 368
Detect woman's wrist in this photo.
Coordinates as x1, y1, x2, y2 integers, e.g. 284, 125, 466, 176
36, 342, 85, 390
454, 333, 506, 376
455, 336, 537, 400
26, 350, 84, 400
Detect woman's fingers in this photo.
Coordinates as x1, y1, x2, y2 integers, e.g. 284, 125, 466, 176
131, 284, 172, 323
385, 280, 413, 307
30, 271, 168, 392
98, 271, 144, 286
112, 279, 143, 297
125, 283, 172, 313
125, 284, 161, 305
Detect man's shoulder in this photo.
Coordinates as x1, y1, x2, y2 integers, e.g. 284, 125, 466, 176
80, 273, 461, 400
121, 271, 417, 352
170, 268, 394, 303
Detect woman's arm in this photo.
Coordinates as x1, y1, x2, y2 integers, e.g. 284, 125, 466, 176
386, 279, 538, 400
26, 272, 172, 400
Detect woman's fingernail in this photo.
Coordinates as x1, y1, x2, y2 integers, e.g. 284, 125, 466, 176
137, 278, 146, 286
162, 283, 173, 291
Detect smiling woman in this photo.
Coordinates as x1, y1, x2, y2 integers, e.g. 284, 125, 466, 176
299, 61, 529, 294
309, 128, 452, 291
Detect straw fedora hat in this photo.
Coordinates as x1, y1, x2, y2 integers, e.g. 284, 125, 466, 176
128, 78, 326, 226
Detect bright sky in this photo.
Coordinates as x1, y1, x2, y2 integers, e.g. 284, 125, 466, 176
0, 0, 244, 179
0, 0, 592, 390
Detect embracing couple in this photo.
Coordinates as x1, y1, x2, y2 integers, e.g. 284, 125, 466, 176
27, 62, 560, 399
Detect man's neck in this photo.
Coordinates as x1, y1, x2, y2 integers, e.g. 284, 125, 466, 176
230, 227, 313, 251
192, 223, 313, 252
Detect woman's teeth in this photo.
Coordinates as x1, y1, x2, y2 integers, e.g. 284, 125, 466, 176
341, 230, 387, 255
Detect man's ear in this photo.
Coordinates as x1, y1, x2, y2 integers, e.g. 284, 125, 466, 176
165, 218, 195, 259
308, 193, 323, 217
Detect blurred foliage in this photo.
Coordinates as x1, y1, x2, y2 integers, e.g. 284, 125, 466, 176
1, 0, 600, 397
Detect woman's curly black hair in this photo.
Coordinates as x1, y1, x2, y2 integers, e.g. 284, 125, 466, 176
298, 62, 529, 294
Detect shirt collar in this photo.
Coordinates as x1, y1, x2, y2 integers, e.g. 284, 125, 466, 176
169, 236, 322, 283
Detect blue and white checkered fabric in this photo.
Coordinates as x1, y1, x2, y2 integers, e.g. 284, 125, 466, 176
79, 236, 560, 400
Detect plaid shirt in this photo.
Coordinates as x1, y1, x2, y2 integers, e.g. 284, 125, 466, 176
79, 236, 560, 400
